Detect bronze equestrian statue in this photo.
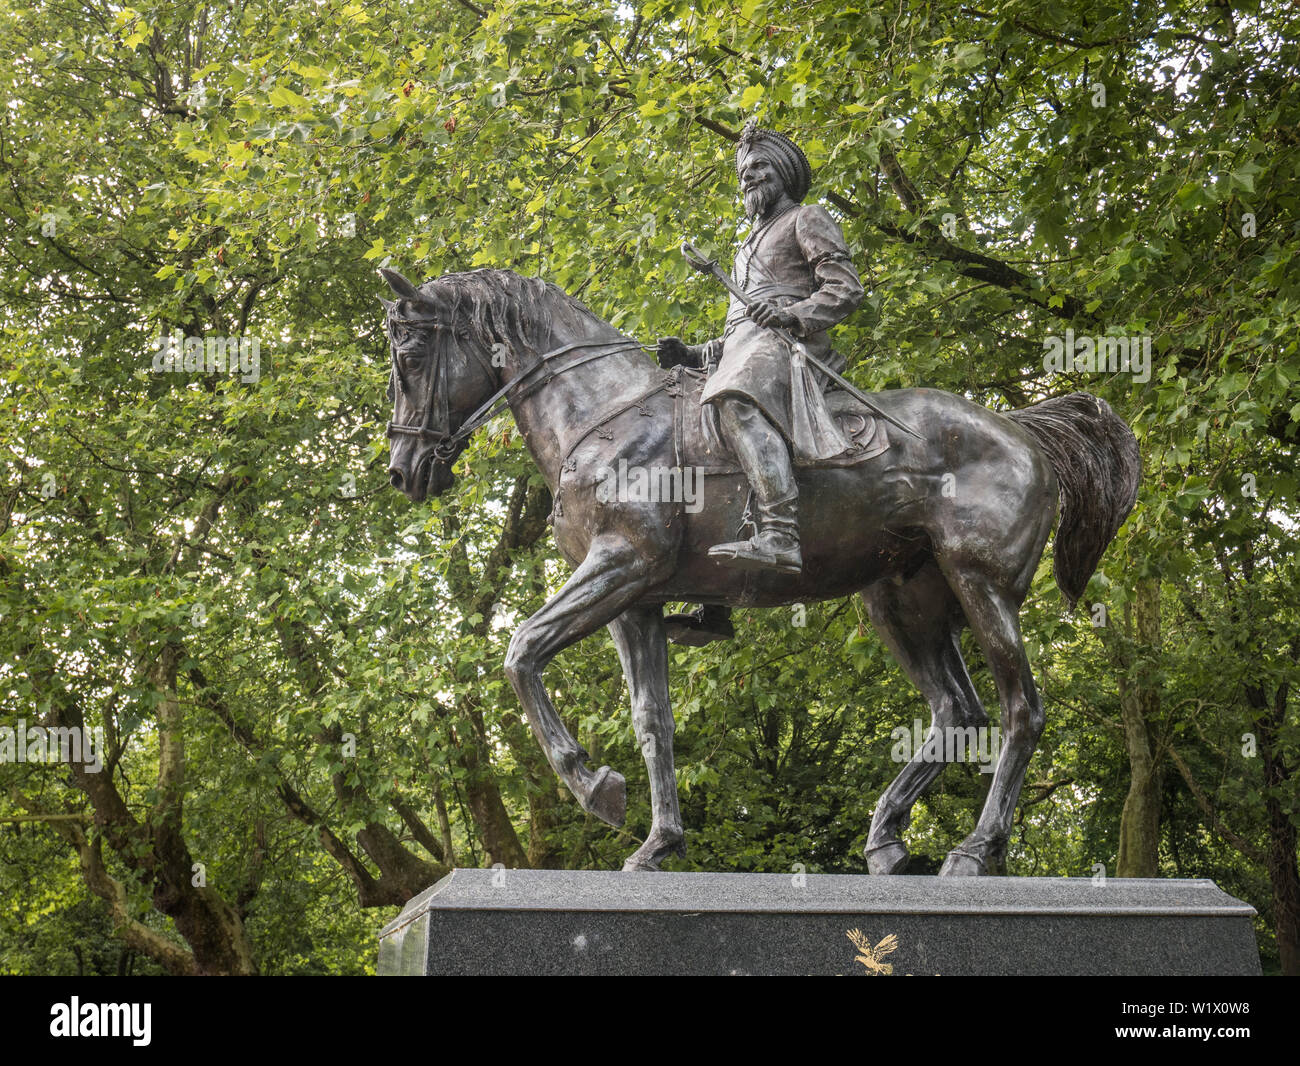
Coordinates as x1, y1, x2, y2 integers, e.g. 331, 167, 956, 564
381, 127, 1141, 875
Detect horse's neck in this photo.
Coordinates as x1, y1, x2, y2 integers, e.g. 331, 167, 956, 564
506, 322, 661, 491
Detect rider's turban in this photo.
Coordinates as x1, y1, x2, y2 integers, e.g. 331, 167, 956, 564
736, 121, 812, 204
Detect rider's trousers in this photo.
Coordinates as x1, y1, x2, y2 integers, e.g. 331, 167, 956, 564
715, 396, 798, 533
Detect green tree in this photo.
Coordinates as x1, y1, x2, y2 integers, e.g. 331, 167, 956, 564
1, 0, 1295, 974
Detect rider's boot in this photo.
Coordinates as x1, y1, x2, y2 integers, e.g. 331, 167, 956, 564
709, 490, 801, 573
707, 397, 802, 574
664, 604, 735, 646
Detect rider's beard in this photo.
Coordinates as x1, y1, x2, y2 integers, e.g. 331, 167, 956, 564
743, 179, 779, 220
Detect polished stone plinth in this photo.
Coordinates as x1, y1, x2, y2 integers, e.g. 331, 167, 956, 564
377, 869, 1260, 976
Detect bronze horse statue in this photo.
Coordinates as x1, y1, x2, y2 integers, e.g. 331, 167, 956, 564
381, 266, 1141, 875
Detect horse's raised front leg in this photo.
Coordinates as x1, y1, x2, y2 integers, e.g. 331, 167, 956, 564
860, 561, 986, 875
607, 604, 684, 872
503, 534, 670, 829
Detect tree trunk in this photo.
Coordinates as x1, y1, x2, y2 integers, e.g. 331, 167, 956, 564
462, 768, 530, 868
1117, 577, 1162, 878
1249, 680, 1299, 976
1264, 782, 1300, 976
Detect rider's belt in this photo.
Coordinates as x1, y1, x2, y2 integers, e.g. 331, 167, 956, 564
736, 284, 807, 302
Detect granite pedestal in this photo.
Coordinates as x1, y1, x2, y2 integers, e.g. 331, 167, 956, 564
377, 869, 1260, 976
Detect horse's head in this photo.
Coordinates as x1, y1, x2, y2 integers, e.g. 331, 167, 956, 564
380, 268, 498, 502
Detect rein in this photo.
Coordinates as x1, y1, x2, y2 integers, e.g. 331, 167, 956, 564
386, 334, 648, 462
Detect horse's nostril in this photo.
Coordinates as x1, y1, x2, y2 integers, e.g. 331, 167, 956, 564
389, 469, 404, 490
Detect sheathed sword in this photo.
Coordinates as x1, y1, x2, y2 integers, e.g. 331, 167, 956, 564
680, 240, 923, 440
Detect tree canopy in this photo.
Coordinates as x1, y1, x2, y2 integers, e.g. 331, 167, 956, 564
1, 0, 1296, 975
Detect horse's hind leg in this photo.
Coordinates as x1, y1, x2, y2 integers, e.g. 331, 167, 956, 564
936, 567, 1044, 876
607, 605, 684, 872
504, 534, 670, 829
861, 560, 986, 875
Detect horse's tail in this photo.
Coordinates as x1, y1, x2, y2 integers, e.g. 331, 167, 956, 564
1006, 392, 1141, 608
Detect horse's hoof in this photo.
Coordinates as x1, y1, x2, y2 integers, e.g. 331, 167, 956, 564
865, 841, 909, 875
584, 765, 627, 827
621, 828, 685, 871
939, 849, 986, 877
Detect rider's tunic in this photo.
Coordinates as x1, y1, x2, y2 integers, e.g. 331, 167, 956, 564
700, 203, 864, 448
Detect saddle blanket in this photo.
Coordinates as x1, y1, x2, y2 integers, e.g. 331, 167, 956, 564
670, 366, 890, 474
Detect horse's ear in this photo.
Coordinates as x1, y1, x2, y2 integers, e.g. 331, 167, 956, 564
378, 296, 395, 314
380, 268, 429, 304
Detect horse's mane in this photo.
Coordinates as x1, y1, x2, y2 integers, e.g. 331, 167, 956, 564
419, 269, 620, 358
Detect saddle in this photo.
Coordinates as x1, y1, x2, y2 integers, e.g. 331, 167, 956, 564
551, 364, 889, 521
669, 365, 890, 474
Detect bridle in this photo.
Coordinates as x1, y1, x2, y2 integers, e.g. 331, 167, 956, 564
385, 313, 646, 464
385, 312, 485, 462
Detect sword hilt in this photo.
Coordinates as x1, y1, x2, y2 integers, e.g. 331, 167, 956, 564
680, 240, 716, 274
